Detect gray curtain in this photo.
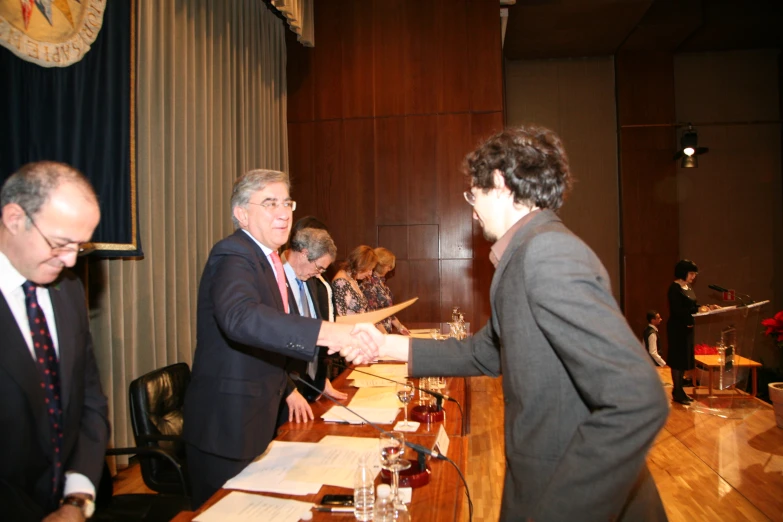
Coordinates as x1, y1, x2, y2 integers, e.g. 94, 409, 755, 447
90, 0, 289, 464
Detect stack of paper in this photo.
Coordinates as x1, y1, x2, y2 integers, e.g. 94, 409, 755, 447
321, 405, 400, 425
194, 492, 313, 522
222, 441, 321, 495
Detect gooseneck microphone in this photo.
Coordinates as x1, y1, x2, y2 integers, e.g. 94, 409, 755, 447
288, 373, 474, 521
330, 360, 464, 419
708, 284, 753, 306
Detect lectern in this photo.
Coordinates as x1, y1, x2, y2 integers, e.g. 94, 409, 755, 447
693, 300, 768, 397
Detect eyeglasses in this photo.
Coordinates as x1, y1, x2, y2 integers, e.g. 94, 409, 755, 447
247, 199, 297, 211
312, 260, 328, 274
23, 209, 95, 257
463, 190, 476, 206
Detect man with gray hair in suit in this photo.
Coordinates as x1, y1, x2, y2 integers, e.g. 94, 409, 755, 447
345, 125, 670, 521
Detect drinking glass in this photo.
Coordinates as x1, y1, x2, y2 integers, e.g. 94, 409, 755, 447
396, 380, 415, 427
379, 432, 408, 503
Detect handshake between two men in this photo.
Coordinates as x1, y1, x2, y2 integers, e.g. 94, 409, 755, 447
318, 322, 410, 365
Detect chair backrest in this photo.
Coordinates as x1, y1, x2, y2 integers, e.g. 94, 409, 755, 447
129, 362, 191, 494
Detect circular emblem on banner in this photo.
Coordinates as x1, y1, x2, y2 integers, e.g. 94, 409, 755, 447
0, 0, 106, 67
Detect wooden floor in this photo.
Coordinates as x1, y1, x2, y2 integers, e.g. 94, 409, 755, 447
114, 369, 783, 521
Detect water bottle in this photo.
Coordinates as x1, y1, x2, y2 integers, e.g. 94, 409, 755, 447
353, 457, 374, 521
374, 484, 393, 522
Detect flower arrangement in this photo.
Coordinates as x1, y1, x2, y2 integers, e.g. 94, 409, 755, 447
762, 311, 783, 348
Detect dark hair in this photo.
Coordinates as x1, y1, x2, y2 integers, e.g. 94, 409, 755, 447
674, 259, 698, 280
465, 125, 572, 211
292, 215, 328, 235
646, 310, 660, 323
1, 161, 96, 217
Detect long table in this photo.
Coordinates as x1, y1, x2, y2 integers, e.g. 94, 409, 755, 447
172, 364, 469, 521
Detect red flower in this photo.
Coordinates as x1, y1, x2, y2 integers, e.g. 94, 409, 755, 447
761, 311, 783, 344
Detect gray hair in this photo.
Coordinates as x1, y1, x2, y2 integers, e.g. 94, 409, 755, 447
1, 161, 97, 220
291, 227, 337, 262
231, 169, 290, 228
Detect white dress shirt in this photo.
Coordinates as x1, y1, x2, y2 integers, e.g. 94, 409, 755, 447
0, 250, 94, 499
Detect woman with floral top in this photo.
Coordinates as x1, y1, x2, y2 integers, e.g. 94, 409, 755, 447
360, 247, 410, 335
332, 246, 381, 327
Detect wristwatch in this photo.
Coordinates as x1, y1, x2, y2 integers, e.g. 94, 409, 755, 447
61, 495, 95, 519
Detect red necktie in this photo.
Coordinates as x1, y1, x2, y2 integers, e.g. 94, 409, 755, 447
22, 281, 64, 500
270, 251, 289, 313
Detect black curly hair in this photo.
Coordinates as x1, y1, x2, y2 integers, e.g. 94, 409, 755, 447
465, 125, 573, 211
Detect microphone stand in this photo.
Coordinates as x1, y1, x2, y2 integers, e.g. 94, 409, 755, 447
331, 360, 465, 421
290, 374, 474, 521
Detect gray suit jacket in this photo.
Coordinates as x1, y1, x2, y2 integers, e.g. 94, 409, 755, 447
411, 210, 669, 521
0, 271, 109, 515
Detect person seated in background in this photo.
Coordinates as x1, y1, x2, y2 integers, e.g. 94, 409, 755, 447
332, 245, 381, 327
278, 224, 348, 427
360, 247, 410, 335
642, 310, 666, 367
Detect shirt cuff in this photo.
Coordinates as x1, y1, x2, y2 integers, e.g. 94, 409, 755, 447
64, 471, 96, 500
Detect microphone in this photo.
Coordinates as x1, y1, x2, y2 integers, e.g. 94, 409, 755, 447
708, 284, 753, 306
288, 373, 475, 522
289, 373, 446, 463
330, 360, 458, 412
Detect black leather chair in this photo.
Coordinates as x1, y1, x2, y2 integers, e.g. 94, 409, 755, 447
93, 363, 192, 521
128, 362, 191, 495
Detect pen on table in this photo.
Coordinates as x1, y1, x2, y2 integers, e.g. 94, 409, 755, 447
314, 505, 355, 513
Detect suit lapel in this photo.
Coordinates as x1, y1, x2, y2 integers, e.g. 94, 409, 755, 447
0, 291, 52, 454
235, 230, 294, 315
306, 278, 325, 320
489, 210, 561, 303
49, 284, 73, 413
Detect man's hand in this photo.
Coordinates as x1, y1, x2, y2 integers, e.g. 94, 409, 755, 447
323, 378, 348, 400
286, 389, 314, 423
42, 504, 84, 522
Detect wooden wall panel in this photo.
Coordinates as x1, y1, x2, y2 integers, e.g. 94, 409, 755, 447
440, 0, 470, 114
342, 119, 377, 251
404, 115, 439, 224
616, 51, 675, 126
286, 31, 313, 123
341, 1, 375, 119
375, 117, 407, 225
403, 0, 442, 115
408, 224, 439, 260
437, 113, 473, 260
313, 0, 344, 121
378, 225, 408, 260
373, 0, 405, 117
617, 51, 679, 337
467, 0, 504, 112
287, 0, 504, 324
440, 259, 475, 330
288, 122, 315, 215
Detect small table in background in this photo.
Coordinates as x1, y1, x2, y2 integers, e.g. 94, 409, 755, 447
694, 354, 762, 397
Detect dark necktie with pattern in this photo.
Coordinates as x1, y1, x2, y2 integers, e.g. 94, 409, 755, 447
296, 278, 318, 379
22, 281, 64, 500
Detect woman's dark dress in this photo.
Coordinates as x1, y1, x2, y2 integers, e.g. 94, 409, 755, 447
666, 282, 698, 371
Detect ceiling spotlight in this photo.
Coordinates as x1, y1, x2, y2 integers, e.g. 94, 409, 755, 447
674, 124, 709, 168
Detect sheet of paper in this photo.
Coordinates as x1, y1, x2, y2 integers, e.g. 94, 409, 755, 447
349, 386, 401, 409
335, 297, 418, 325
346, 363, 409, 384
321, 405, 400, 425
222, 441, 321, 495
285, 436, 381, 489
193, 492, 313, 522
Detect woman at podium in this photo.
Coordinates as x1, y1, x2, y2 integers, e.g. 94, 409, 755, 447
667, 259, 700, 404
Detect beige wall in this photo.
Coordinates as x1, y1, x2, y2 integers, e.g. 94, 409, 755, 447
674, 49, 783, 369
505, 57, 621, 303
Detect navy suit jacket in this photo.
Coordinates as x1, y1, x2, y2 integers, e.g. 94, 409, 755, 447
183, 230, 322, 460
0, 271, 109, 514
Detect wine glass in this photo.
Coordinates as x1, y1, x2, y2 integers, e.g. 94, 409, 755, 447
379, 432, 408, 503
396, 380, 415, 427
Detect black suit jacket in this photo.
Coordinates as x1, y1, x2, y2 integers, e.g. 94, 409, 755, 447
0, 271, 109, 515
287, 277, 331, 401
183, 230, 322, 460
